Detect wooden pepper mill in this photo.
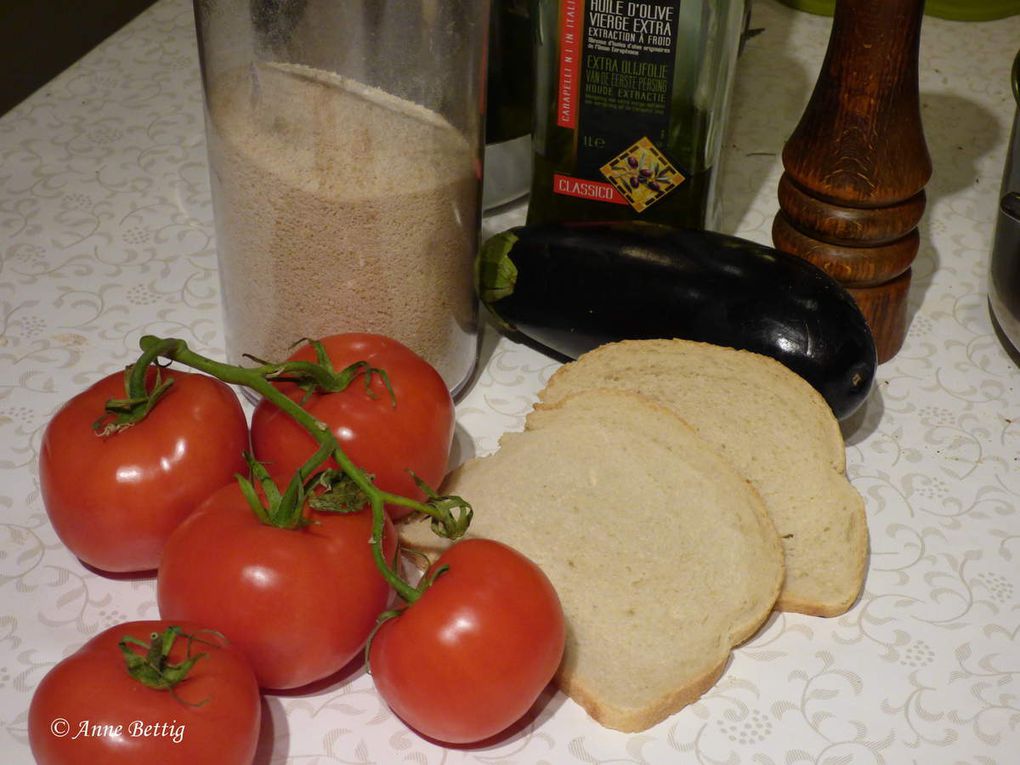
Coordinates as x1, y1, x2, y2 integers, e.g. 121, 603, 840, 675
773, 0, 931, 363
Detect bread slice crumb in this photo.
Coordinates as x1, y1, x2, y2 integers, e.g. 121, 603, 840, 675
540, 338, 869, 617
400, 388, 784, 732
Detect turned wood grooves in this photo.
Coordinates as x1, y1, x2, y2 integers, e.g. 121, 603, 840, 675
773, 0, 932, 363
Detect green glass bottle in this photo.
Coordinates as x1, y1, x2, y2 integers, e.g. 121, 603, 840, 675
527, 0, 746, 230
487, 0, 535, 145
484, 0, 536, 209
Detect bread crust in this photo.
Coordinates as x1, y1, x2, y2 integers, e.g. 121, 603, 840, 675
558, 656, 728, 733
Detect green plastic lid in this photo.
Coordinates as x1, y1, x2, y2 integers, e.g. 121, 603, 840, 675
776, 0, 836, 15
777, 0, 1019, 21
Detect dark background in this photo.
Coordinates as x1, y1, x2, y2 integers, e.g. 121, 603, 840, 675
0, 0, 159, 115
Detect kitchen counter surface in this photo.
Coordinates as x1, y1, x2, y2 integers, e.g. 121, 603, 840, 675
1, 1, 1019, 762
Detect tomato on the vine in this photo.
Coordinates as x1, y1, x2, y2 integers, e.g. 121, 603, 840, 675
250, 333, 455, 520
369, 538, 566, 744
39, 367, 248, 573
28, 620, 260, 765
156, 480, 397, 690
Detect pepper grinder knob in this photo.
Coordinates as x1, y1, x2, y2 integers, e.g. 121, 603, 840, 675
772, 0, 931, 363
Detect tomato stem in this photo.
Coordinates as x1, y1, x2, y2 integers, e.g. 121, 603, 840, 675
93, 337, 184, 435
119, 625, 210, 704
134, 335, 464, 604
125, 337, 181, 398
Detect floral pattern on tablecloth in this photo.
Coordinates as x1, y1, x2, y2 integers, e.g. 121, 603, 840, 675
1, 0, 1019, 762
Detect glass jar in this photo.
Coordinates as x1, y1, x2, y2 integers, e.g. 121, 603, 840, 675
193, 0, 488, 396
989, 48, 1020, 357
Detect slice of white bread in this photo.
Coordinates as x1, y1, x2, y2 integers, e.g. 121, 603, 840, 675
539, 339, 868, 617
400, 389, 784, 732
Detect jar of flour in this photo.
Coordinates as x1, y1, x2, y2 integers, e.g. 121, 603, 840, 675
194, 0, 487, 396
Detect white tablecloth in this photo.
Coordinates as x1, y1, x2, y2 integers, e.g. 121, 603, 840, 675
2, 1, 1019, 762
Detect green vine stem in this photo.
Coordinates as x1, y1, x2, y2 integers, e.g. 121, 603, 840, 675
133, 335, 470, 604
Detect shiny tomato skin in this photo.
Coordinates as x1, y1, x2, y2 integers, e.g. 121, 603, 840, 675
39, 367, 249, 573
28, 619, 260, 765
157, 481, 397, 690
250, 334, 455, 521
369, 539, 566, 744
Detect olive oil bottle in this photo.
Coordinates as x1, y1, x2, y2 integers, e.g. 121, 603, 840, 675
527, 0, 746, 230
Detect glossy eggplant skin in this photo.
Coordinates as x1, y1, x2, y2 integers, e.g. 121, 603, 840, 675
477, 221, 876, 420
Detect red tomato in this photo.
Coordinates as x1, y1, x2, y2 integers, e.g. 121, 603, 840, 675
250, 334, 455, 521
39, 367, 248, 573
157, 481, 397, 690
369, 539, 566, 744
28, 620, 260, 765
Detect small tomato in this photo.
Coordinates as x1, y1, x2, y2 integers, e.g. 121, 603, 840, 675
156, 481, 397, 690
39, 367, 248, 572
28, 620, 260, 765
250, 334, 455, 520
369, 539, 566, 744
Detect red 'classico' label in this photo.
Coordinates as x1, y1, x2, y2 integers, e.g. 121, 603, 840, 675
553, 173, 627, 204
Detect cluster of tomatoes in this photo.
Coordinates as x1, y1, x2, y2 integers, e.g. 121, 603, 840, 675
28, 333, 566, 764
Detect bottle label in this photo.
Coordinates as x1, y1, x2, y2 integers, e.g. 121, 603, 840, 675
554, 0, 685, 211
